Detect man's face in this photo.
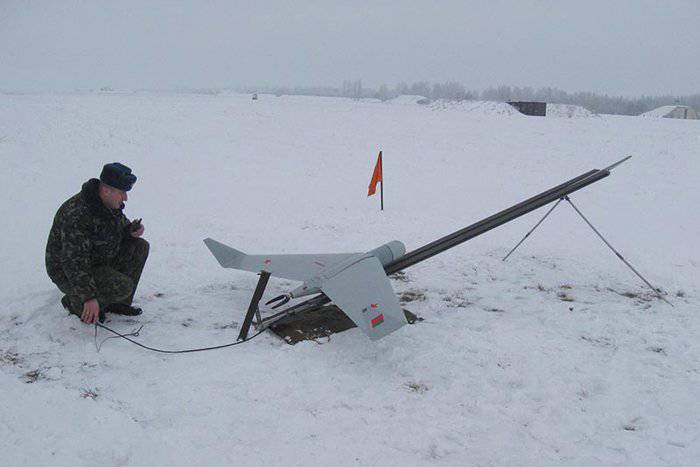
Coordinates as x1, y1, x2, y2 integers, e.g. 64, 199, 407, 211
100, 184, 128, 210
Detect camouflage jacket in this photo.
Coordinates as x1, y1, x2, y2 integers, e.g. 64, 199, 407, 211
46, 178, 134, 303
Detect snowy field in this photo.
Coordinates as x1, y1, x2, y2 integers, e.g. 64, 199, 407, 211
1, 92, 699, 466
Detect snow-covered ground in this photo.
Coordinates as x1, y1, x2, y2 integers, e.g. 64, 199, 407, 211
546, 104, 597, 119
428, 99, 522, 116
1, 92, 699, 466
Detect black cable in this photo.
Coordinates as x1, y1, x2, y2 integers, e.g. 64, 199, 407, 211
93, 322, 266, 354
94, 324, 144, 352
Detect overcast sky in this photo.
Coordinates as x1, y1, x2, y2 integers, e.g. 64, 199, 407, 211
1, 0, 698, 96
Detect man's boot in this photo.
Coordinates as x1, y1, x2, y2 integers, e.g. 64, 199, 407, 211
105, 303, 142, 316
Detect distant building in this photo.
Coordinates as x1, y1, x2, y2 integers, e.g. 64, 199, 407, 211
252, 93, 258, 101
507, 101, 547, 116
640, 105, 697, 120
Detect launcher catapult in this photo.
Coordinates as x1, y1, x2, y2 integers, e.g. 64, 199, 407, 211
204, 156, 669, 343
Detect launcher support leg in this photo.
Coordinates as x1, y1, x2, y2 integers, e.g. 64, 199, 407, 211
563, 196, 673, 306
238, 271, 272, 341
503, 198, 563, 261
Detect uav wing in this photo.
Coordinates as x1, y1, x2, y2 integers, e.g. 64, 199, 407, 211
204, 238, 358, 282
321, 256, 407, 340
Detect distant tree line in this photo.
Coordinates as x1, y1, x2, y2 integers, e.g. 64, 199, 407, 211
240, 81, 699, 116
480, 85, 700, 116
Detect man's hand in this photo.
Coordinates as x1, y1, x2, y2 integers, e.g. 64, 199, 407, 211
130, 218, 145, 238
81, 298, 100, 324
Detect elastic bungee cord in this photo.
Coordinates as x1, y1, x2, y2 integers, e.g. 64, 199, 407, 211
94, 322, 266, 354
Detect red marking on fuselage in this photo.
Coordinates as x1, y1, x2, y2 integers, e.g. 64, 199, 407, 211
371, 314, 385, 328
370, 303, 379, 309
264, 259, 272, 265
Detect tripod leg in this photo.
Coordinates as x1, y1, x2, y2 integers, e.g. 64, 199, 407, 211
564, 196, 672, 306
503, 198, 563, 261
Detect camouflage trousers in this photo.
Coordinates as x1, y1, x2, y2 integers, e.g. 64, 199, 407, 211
53, 238, 149, 315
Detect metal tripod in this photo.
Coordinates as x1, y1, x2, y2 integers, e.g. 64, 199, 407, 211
502, 195, 672, 306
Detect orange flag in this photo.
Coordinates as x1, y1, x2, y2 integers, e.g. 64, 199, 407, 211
368, 151, 383, 196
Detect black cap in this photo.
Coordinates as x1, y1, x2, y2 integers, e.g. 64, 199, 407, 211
100, 162, 137, 191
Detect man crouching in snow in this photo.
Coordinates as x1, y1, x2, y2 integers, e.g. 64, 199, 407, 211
45, 162, 149, 324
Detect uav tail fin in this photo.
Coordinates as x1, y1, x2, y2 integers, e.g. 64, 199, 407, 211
203, 238, 247, 269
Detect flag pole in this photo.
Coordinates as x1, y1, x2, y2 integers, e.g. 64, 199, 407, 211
380, 151, 384, 211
